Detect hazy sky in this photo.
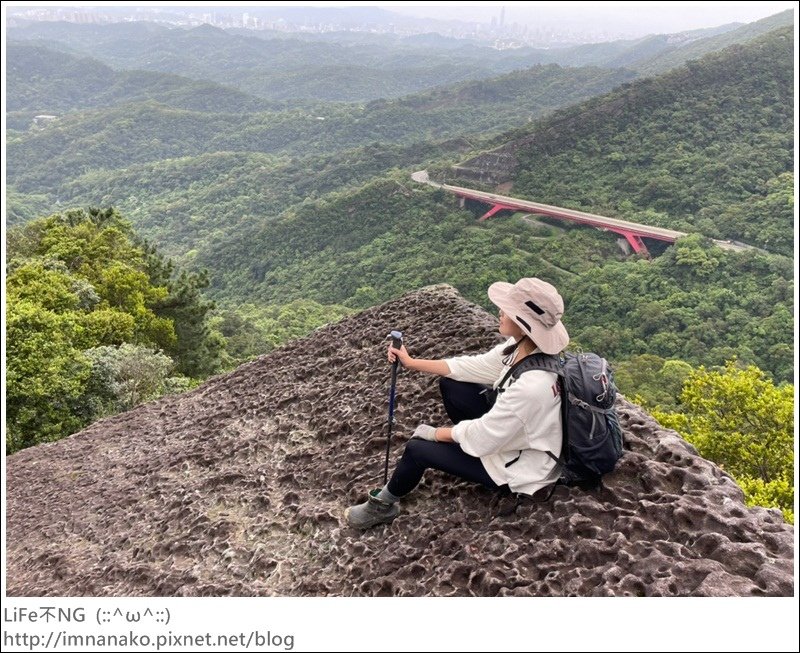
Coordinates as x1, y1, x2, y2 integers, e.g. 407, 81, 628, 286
388, 1, 797, 38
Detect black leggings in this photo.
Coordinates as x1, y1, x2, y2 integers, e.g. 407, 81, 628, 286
386, 378, 506, 497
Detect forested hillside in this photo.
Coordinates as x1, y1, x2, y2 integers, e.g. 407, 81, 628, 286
7, 43, 273, 119
51, 142, 471, 258
450, 27, 793, 256
7, 58, 632, 174
7, 57, 633, 236
8, 21, 549, 101
8, 24, 794, 384
197, 175, 793, 383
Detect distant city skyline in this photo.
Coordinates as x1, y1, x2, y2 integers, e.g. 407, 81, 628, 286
4, 1, 796, 43
388, 2, 797, 39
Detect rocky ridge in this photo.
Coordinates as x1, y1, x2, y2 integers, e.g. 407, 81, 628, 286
6, 285, 793, 596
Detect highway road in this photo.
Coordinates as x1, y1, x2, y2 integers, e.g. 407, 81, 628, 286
411, 170, 754, 253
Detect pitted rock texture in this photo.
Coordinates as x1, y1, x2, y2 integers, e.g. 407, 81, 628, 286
6, 285, 794, 596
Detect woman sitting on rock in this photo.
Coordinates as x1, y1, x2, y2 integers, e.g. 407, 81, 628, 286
345, 277, 569, 529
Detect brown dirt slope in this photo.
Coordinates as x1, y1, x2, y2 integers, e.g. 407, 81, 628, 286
6, 285, 793, 596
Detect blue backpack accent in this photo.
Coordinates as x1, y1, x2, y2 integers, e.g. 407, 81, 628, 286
500, 351, 624, 493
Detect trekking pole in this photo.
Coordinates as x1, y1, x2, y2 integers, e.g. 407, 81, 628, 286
384, 330, 403, 485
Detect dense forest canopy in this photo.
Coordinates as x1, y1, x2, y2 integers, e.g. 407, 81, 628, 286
509, 29, 793, 256
6, 208, 215, 451
6, 58, 633, 217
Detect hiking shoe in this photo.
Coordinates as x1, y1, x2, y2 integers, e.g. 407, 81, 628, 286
345, 489, 400, 529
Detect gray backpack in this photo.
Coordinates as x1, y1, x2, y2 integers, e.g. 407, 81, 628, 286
500, 351, 624, 491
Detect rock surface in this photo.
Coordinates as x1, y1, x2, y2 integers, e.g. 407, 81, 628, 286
6, 285, 794, 596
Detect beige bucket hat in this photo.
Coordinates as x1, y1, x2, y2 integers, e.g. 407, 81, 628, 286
488, 277, 569, 354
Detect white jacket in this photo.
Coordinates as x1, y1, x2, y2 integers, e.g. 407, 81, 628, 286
444, 338, 562, 495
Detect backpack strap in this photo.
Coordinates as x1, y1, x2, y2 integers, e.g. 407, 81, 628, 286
497, 352, 563, 392
499, 353, 567, 455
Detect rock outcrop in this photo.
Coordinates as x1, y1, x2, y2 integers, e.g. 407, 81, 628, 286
6, 285, 794, 596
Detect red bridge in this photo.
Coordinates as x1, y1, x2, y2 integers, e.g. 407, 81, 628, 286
411, 171, 750, 256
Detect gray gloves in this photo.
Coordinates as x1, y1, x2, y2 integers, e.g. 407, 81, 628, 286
411, 424, 437, 441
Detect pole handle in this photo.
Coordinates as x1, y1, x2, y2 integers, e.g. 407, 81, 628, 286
390, 330, 403, 354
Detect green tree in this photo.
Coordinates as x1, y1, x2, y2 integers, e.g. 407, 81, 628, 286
654, 362, 794, 522
212, 310, 270, 368
84, 344, 175, 411
144, 247, 224, 377
614, 355, 692, 412
5, 207, 225, 453
7, 207, 177, 349
5, 300, 91, 453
